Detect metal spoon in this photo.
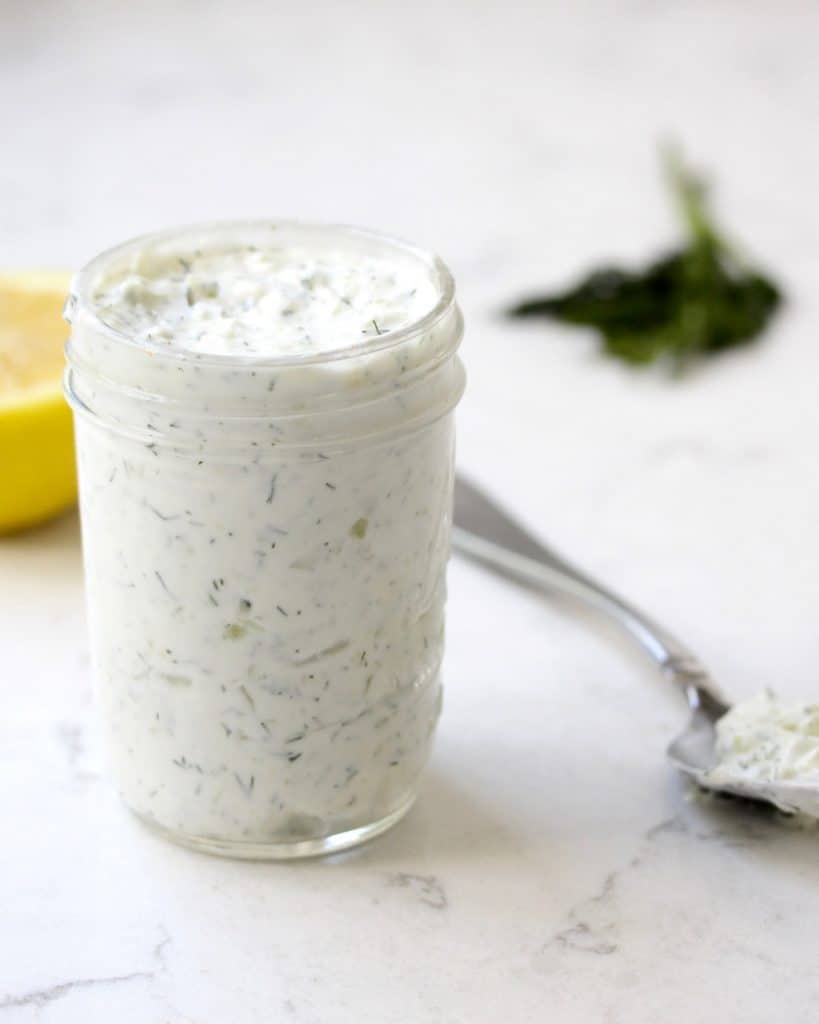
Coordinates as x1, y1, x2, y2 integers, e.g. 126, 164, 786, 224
453, 474, 818, 816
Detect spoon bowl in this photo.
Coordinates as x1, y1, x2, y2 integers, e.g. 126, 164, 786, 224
669, 706, 819, 816
453, 475, 819, 819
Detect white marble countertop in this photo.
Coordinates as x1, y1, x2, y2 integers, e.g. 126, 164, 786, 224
4, 1, 819, 1020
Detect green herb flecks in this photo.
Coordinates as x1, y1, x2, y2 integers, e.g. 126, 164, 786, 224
266, 474, 278, 504
154, 570, 176, 600
224, 617, 264, 639
507, 148, 782, 369
186, 280, 219, 306
350, 517, 368, 539
147, 503, 180, 522
162, 673, 192, 687
234, 772, 255, 796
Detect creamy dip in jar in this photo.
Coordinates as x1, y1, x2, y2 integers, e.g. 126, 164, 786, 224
65, 221, 464, 858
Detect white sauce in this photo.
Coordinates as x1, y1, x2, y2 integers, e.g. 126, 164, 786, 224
92, 244, 438, 356
67, 223, 463, 854
709, 690, 819, 786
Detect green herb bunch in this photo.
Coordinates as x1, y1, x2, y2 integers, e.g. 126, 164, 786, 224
508, 150, 782, 368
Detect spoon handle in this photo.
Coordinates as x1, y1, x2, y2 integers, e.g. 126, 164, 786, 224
451, 479, 730, 718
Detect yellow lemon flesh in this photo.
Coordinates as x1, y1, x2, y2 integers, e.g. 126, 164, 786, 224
0, 271, 76, 534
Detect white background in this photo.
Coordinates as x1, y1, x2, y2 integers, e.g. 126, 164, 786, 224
3, 1, 819, 1020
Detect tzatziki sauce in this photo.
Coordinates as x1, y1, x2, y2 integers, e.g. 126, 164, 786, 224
93, 243, 440, 356
709, 690, 819, 787
65, 221, 464, 858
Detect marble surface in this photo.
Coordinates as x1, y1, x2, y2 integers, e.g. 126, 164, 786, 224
4, 1, 819, 1020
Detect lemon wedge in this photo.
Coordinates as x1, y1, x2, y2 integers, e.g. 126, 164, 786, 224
0, 271, 76, 533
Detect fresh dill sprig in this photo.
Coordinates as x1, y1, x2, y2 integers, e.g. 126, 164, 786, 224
508, 148, 783, 369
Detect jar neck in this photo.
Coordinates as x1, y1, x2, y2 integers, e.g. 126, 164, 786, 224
64, 220, 464, 452
65, 326, 465, 453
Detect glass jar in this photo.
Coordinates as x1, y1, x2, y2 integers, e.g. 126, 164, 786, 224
64, 221, 464, 859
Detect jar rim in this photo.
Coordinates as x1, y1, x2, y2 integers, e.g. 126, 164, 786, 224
66, 218, 457, 369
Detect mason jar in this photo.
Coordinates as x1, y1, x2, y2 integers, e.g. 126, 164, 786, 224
64, 221, 465, 859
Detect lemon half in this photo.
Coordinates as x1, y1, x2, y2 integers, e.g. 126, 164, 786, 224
0, 271, 76, 533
